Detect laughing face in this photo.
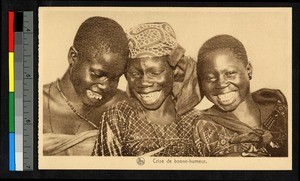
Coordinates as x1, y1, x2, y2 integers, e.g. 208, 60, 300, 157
69, 49, 127, 107
199, 50, 252, 111
126, 56, 174, 110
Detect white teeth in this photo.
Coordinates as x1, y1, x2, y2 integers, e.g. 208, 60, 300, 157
139, 91, 161, 104
87, 90, 102, 100
217, 91, 237, 103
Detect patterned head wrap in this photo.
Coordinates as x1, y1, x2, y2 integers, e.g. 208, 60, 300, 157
127, 22, 177, 58
126, 22, 202, 115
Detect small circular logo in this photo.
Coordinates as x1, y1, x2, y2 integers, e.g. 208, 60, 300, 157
136, 157, 145, 166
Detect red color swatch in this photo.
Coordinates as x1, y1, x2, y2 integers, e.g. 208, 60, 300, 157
9, 11, 14, 52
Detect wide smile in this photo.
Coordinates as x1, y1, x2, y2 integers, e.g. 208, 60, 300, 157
138, 90, 162, 104
86, 89, 103, 101
216, 91, 237, 105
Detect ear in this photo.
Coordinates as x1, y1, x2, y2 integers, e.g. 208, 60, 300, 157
246, 62, 253, 80
68, 46, 78, 67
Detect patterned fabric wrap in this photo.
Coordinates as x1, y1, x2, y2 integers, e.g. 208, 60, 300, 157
193, 88, 288, 157
92, 100, 201, 156
127, 22, 177, 58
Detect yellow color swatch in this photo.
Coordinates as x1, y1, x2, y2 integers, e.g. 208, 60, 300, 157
9, 52, 14, 92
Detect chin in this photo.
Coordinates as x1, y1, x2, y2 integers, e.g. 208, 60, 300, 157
216, 103, 239, 112
219, 106, 236, 112
136, 98, 162, 110
209, 96, 240, 112
83, 97, 108, 107
141, 103, 161, 110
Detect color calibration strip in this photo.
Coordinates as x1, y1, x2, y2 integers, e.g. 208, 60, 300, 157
9, 11, 16, 171
8, 11, 34, 171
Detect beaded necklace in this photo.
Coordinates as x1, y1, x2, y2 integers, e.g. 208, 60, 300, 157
55, 80, 99, 130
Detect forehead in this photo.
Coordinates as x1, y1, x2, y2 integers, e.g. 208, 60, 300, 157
83, 52, 127, 73
203, 50, 244, 69
128, 56, 169, 69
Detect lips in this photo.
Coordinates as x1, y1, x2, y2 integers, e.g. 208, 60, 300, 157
216, 91, 237, 105
86, 89, 103, 101
138, 90, 162, 104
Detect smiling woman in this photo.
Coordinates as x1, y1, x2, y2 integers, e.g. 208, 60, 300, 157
126, 56, 174, 112
92, 22, 202, 156
43, 16, 129, 156
193, 35, 288, 157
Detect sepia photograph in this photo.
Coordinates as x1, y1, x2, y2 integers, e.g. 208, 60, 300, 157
38, 7, 292, 170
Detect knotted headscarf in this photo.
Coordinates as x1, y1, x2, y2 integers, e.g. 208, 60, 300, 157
126, 22, 202, 115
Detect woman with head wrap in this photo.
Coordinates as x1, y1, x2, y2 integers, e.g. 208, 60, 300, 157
92, 22, 202, 156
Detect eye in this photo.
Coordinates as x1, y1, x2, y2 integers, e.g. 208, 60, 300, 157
129, 71, 141, 78
203, 74, 217, 82
91, 71, 108, 82
225, 71, 237, 77
148, 70, 164, 76
99, 76, 108, 82
91, 71, 101, 77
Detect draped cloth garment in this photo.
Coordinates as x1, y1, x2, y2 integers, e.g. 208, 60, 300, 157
44, 130, 98, 156
193, 88, 288, 157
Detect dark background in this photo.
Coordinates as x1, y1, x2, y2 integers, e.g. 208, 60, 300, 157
1, 0, 299, 180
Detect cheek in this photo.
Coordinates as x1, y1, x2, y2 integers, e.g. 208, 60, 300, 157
110, 79, 120, 88
201, 82, 214, 93
159, 78, 172, 91
72, 65, 88, 81
127, 78, 141, 92
161, 71, 174, 85
127, 76, 138, 87
234, 74, 249, 88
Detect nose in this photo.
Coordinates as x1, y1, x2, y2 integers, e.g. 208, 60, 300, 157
215, 75, 229, 89
138, 74, 154, 87
96, 82, 110, 92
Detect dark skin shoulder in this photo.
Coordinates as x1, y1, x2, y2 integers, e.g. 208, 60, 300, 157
43, 83, 56, 133
43, 82, 69, 133
43, 84, 128, 134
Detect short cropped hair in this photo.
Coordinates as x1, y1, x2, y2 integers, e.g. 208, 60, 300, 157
197, 34, 248, 71
73, 16, 129, 58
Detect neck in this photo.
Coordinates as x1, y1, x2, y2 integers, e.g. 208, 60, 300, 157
143, 96, 176, 125
232, 93, 261, 128
60, 69, 81, 104
58, 69, 92, 113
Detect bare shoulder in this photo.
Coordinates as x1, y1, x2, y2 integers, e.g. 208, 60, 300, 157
43, 83, 50, 95
42, 83, 54, 133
